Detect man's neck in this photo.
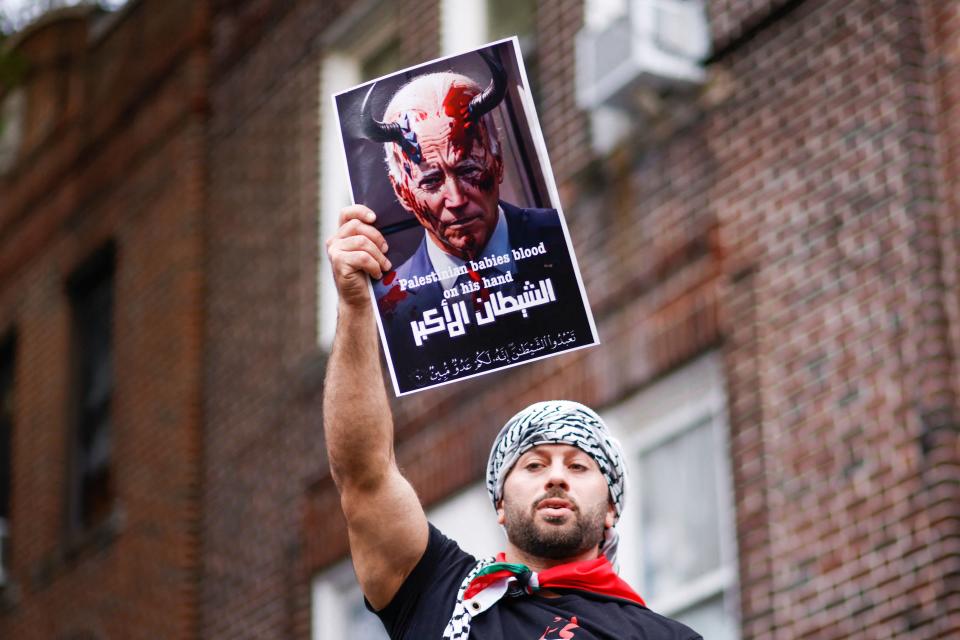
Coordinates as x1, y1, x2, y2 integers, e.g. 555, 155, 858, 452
502, 543, 603, 573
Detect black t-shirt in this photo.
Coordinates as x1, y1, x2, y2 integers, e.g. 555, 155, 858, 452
370, 524, 703, 640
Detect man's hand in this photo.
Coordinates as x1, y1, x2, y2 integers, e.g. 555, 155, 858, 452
325, 204, 392, 308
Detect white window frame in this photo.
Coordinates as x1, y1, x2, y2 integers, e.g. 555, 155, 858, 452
440, 0, 488, 56
604, 353, 740, 632
317, 5, 398, 347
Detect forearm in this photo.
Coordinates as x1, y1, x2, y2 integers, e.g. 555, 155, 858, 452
323, 299, 394, 490
322, 205, 428, 608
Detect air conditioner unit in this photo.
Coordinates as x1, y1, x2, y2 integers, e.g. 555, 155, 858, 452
576, 0, 710, 111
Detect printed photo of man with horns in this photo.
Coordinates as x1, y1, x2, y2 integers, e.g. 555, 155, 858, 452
334, 39, 597, 395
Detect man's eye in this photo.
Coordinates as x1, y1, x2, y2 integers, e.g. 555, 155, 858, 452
419, 178, 442, 190
524, 462, 544, 471
569, 463, 588, 471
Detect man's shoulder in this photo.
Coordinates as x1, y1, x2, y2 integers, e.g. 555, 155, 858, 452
500, 200, 565, 252
370, 523, 478, 637
501, 199, 561, 228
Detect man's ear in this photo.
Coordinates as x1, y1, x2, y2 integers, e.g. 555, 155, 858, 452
496, 498, 506, 526
494, 154, 504, 184
604, 500, 615, 529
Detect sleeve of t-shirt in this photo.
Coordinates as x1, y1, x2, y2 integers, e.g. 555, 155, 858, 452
366, 523, 478, 639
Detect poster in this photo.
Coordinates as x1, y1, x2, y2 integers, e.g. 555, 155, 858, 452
333, 37, 599, 395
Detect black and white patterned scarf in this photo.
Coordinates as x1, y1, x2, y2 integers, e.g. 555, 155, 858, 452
442, 400, 627, 640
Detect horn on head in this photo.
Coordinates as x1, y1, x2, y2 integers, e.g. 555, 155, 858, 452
359, 82, 423, 164
468, 50, 508, 120
360, 82, 405, 144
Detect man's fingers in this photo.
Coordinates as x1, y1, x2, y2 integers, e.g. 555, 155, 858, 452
333, 217, 389, 253
328, 205, 392, 287
338, 204, 376, 227
329, 235, 391, 277
337, 249, 387, 281
335, 235, 391, 272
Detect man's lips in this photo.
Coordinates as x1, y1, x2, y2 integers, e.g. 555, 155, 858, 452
443, 213, 482, 228
536, 498, 575, 518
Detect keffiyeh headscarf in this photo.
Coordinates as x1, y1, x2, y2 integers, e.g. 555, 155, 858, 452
485, 400, 627, 528
443, 401, 632, 640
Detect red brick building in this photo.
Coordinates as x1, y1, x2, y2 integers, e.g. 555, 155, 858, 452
0, 1, 956, 639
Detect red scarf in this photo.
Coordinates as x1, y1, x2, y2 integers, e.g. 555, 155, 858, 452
463, 552, 645, 606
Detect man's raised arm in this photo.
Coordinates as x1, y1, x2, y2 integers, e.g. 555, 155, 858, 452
323, 205, 429, 610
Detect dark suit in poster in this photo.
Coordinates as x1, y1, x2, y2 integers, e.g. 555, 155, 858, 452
373, 200, 593, 393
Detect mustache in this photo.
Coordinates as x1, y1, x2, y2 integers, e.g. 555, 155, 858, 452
531, 488, 579, 512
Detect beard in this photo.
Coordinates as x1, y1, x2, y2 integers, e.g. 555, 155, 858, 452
503, 488, 608, 560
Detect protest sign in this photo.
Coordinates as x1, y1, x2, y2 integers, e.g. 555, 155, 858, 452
333, 37, 598, 395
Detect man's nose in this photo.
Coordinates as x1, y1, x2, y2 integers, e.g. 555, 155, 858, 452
443, 174, 468, 209
545, 460, 570, 490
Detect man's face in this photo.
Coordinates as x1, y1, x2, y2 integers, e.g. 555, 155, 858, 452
388, 84, 503, 261
497, 444, 615, 560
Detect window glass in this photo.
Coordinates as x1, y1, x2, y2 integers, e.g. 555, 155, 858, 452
675, 594, 737, 640
318, 6, 397, 348
0, 89, 25, 173
312, 564, 388, 639
345, 588, 389, 639
0, 334, 14, 584
639, 416, 722, 596
603, 354, 739, 639
360, 38, 402, 82
486, 0, 539, 105
67, 246, 116, 533
486, 0, 535, 42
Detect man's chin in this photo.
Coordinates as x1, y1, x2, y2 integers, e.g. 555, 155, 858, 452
531, 518, 581, 543
537, 511, 575, 526
441, 236, 484, 259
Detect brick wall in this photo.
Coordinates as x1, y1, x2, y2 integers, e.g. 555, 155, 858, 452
0, 1, 207, 638
2, 0, 956, 639
304, 1, 958, 639
711, 0, 958, 636
202, 0, 327, 634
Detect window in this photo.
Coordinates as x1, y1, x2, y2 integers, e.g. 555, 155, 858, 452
0, 88, 25, 174
440, 0, 487, 55
0, 332, 15, 586
441, 0, 536, 55
311, 484, 503, 638
317, 4, 398, 347
440, 0, 538, 101
604, 354, 740, 639
66, 244, 116, 534
312, 562, 389, 640
485, 0, 539, 108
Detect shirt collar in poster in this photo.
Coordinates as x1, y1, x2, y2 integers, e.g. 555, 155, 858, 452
424, 205, 517, 291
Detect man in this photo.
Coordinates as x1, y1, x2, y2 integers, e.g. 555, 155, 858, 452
358, 53, 593, 389
323, 204, 702, 639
